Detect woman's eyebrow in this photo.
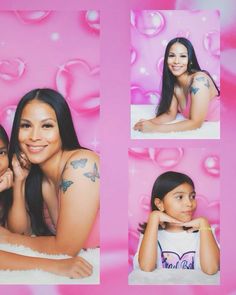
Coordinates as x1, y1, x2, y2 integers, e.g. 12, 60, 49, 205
0, 147, 7, 152
20, 118, 56, 123
169, 51, 188, 54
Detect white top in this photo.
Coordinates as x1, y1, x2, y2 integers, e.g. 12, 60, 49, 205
133, 229, 218, 270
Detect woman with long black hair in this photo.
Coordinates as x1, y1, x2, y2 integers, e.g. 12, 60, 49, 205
133, 37, 220, 133
0, 89, 99, 277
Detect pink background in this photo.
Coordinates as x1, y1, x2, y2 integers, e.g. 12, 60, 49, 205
128, 147, 220, 272
0, 10, 100, 152
0, 0, 235, 294
131, 10, 220, 105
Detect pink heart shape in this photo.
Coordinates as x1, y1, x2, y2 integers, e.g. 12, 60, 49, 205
194, 194, 220, 226
0, 105, 17, 136
0, 58, 25, 81
128, 147, 150, 159
152, 148, 184, 168
204, 31, 220, 58
14, 11, 51, 24
85, 10, 100, 32
202, 155, 220, 177
56, 59, 100, 114
139, 194, 151, 211
131, 84, 161, 104
132, 10, 165, 37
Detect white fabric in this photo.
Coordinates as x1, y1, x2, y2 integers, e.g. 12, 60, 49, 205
128, 268, 220, 285
133, 229, 209, 270
0, 243, 100, 284
131, 105, 220, 139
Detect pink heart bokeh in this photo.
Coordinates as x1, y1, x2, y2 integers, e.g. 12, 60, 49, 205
56, 59, 100, 114
0, 58, 25, 81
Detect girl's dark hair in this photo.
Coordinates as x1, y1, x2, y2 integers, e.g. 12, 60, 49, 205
156, 37, 220, 116
8, 88, 83, 235
139, 171, 195, 234
0, 125, 9, 147
0, 125, 12, 226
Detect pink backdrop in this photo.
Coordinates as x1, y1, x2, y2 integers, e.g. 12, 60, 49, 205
0, 0, 235, 294
0, 10, 100, 152
128, 147, 220, 271
131, 10, 220, 105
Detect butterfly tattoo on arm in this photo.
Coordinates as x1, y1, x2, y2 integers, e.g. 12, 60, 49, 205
60, 179, 74, 193
70, 158, 88, 169
83, 163, 100, 182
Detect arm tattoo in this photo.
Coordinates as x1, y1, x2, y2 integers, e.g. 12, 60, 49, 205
83, 163, 100, 182
204, 79, 210, 88
60, 179, 74, 193
190, 86, 199, 95
70, 158, 88, 169
195, 76, 210, 88
195, 76, 205, 82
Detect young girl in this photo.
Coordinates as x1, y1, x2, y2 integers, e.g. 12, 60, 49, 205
0, 125, 13, 225
133, 171, 219, 275
133, 37, 220, 133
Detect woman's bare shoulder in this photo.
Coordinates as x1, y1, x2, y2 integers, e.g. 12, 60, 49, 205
66, 149, 99, 164
191, 71, 211, 84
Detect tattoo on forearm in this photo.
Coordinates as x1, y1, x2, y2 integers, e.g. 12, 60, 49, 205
190, 86, 199, 95
70, 158, 88, 169
60, 179, 74, 193
83, 163, 100, 182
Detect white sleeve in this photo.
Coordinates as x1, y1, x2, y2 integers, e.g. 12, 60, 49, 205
157, 240, 163, 268
133, 232, 163, 270
132, 234, 143, 270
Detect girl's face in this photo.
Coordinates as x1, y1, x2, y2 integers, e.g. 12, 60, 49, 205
18, 100, 62, 166
167, 42, 189, 77
160, 182, 196, 222
0, 139, 9, 177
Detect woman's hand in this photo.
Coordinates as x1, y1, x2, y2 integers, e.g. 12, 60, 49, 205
0, 168, 13, 192
56, 256, 93, 279
133, 119, 158, 133
12, 153, 31, 182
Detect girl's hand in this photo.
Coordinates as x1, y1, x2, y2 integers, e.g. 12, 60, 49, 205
56, 256, 93, 279
12, 153, 31, 182
182, 217, 210, 233
0, 168, 13, 192
133, 119, 157, 133
150, 210, 182, 229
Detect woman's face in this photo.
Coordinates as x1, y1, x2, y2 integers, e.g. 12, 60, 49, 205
161, 182, 197, 222
167, 42, 189, 77
0, 139, 9, 177
18, 99, 62, 165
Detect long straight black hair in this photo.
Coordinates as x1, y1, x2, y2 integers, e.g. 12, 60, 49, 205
156, 37, 220, 117
8, 88, 83, 235
139, 171, 195, 234
0, 125, 12, 226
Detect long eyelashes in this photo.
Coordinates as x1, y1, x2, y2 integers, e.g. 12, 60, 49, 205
168, 55, 187, 58
19, 123, 54, 129
20, 123, 31, 128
